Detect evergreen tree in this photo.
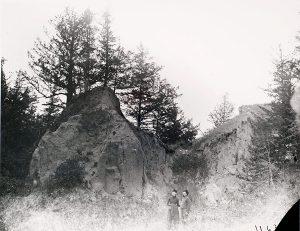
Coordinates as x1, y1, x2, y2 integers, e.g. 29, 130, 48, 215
154, 105, 182, 144
97, 12, 118, 87
244, 48, 300, 191
151, 78, 198, 145
1, 58, 8, 105
110, 46, 133, 93
27, 8, 97, 107
152, 78, 180, 133
267, 58, 300, 163
179, 116, 199, 145
245, 115, 276, 189
155, 106, 198, 145
208, 94, 234, 127
42, 94, 61, 128
78, 9, 98, 92
1, 70, 41, 178
123, 46, 161, 128
1, 58, 8, 177
121, 48, 198, 144
95, 12, 132, 92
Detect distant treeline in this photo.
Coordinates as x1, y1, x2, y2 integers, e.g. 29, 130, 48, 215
1, 8, 198, 179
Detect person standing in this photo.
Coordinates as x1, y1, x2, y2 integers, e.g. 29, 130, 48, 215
167, 189, 180, 229
180, 190, 192, 224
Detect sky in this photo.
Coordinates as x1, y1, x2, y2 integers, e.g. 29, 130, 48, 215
1, 0, 300, 132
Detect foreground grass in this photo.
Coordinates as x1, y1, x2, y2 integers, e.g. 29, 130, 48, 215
0, 185, 296, 231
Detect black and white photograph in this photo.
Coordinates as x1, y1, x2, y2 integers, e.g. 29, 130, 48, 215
0, 0, 300, 230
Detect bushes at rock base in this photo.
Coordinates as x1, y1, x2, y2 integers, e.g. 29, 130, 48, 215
171, 153, 208, 179
46, 159, 85, 194
0, 177, 32, 197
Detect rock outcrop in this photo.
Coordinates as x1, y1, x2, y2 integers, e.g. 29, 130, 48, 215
30, 87, 170, 197
190, 104, 271, 204
194, 104, 270, 176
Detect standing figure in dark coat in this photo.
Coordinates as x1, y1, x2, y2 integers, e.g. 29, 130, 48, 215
180, 190, 192, 224
167, 189, 180, 229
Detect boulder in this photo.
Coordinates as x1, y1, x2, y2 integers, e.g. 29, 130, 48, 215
30, 87, 170, 197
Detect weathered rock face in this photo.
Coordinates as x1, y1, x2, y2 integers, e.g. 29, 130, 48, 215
195, 104, 270, 176
190, 104, 271, 204
30, 87, 170, 197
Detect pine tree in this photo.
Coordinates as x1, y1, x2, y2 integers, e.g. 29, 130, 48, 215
1, 58, 8, 105
110, 46, 133, 93
78, 9, 98, 92
97, 12, 118, 87
121, 49, 198, 144
1, 58, 8, 177
123, 46, 161, 128
42, 94, 61, 128
152, 78, 179, 132
151, 78, 198, 145
27, 8, 97, 107
208, 94, 234, 127
154, 104, 182, 144
1, 70, 41, 178
267, 58, 300, 163
155, 106, 198, 145
179, 116, 199, 145
245, 116, 276, 189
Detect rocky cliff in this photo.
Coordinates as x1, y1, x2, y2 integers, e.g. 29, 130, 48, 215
190, 104, 272, 204
195, 105, 270, 175
30, 87, 171, 197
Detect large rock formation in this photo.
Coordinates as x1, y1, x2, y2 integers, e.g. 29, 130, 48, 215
190, 104, 272, 204
30, 87, 170, 197
194, 104, 270, 176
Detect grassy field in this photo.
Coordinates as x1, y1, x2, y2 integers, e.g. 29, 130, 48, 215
0, 185, 296, 231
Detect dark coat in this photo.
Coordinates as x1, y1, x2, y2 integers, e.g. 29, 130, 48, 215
167, 196, 180, 223
181, 196, 191, 212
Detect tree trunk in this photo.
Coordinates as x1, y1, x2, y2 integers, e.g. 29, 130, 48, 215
137, 104, 142, 128
83, 70, 90, 92
113, 75, 117, 93
66, 89, 73, 106
66, 34, 75, 106
137, 82, 142, 128
66, 71, 74, 106
104, 41, 109, 87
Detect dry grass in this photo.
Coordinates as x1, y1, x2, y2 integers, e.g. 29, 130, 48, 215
0, 184, 296, 231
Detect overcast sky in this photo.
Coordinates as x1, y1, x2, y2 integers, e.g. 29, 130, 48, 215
1, 0, 300, 131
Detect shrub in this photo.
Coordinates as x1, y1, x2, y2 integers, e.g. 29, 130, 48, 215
47, 159, 85, 193
0, 177, 21, 196
0, 177, 32, 197
171, 153, 208, 179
